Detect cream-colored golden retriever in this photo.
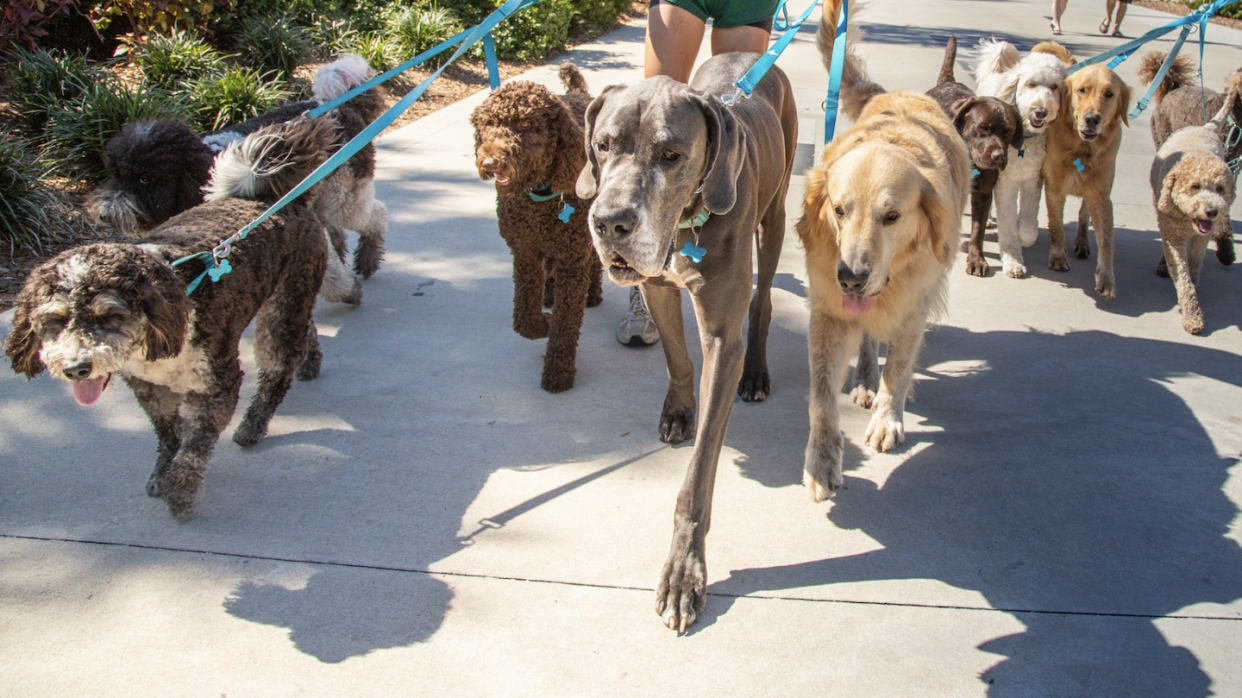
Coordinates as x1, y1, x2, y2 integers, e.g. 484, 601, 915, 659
798, 0, 970, 501
1042, 63, 1131, 298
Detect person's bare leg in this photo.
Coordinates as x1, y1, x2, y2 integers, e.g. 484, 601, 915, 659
709, 24, 770, 56
1113, 1, 1127, 33
1051, 0, 1068, 33
645, 3, 706, 81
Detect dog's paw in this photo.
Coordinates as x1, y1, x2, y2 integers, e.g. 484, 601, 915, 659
146, 471, 168, 498
1156, 255, 1170, 278
1183, 316, 1205, 335
864, 412, 904, 452
965, 254, 990, 277
1001, 254, 1028, 279
1216, 239, 1235, 266
163, 472, 203, 522
850, 384, 875, 409
659, 404, 696, 444
737, 369, 770, 402
353, 245, 384, 280
804, 428, 844, 502
1095, 273, 1116, 300
515, 314, 550, 340
540, 370, 574, 394
1074, 238, 1092, 259
655, 544, 707, 634
232, 420, 267, 448
1049, 252, 1071, 272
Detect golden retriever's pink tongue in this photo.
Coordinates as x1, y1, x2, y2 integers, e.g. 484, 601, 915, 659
72, 376, 107, 406
843, 293, 875, 316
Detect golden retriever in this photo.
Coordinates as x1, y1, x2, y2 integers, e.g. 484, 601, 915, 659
798, 0, 970, 501
1042, 63, 1131, 299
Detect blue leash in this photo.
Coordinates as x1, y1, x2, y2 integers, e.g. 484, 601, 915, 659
822, 0, 849, 142
174, 0, 540, 294
723, 0, 819, 106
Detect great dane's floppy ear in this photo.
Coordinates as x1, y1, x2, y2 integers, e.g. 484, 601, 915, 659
576, 85, 621, 200
4, 280, 47, 378
696, 93, 746, 215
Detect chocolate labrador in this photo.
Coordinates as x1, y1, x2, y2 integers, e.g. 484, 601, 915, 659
577, 53, 797, 632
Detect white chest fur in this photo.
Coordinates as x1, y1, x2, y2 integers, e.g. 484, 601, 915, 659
120, 314, 211, 394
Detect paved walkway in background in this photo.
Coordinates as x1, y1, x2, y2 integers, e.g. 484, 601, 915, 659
3, 1, 1241, 695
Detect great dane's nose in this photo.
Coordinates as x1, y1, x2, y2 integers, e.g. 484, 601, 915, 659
592, 208, 637, 240
837, 262, 869, 294
1084, 112, 1101, 129
63, 361, 92, 380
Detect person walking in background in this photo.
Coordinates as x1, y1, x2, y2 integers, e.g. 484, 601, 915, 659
1051, 0, 1069, 34
1100, 0, 1129, 36
616, 0, 780, 346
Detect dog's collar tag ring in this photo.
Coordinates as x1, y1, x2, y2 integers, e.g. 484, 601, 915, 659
1074, 158, 1086, 172
678, 208, 710, 263
558, 197, 574, 224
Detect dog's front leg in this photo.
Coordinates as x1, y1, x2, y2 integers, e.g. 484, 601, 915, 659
1162, 232, 1205, 334
1017, 178, 1042, 248
995, 177, 1027, 278
965, 170, 997, 276
164, 370, 243, 521
126, 377, 183, 498
864, 312, 928, 452
849, 332, 879, 409
655, 286, 747, 632
539, 256, 590, 393
1214, 226, 1235, 266
1045, 185, 1071, 271
643, 283, 695, 444
1084, 194, 1116, 299
511, 247, 549, 340
805, 311, 854, 502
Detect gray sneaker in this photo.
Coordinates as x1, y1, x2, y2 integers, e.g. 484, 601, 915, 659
617, 287, 659, 346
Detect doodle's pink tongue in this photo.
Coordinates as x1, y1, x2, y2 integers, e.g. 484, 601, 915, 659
72, 376, 108, 406
843, 293, 875, 316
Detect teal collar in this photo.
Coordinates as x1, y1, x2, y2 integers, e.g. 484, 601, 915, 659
526, 182, 560, 202
678, 208, 710, 229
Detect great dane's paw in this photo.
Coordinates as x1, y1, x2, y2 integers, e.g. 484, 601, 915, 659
540, 369, 574, 394
163, 473, 203, 522
1001, 254, 1027, 279
864, 412, 905, 452
1049, 252, 1070, 272
655, 547, 706, 634
659, 405, 696, 444
965, 253, 990, 277
737, 369, 770, 402
1095, 273, 1116, 300
1074, 238, 1092, 259
849, 384, 875, 409
804, 430, 844, 502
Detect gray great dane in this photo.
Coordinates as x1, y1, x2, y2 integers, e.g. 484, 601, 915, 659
577, 53, 798, 632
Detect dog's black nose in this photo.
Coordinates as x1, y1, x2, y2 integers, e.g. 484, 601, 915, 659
1084, 113, 1101, 129
1206, 207, 1219, 219
592, 209, 636, 240
837, 262, 869, 294
1032, 107, 1047, 120
63, 362, 92, 380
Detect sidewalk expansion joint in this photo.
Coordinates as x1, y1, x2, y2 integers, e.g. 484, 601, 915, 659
5, 532, 1241, 623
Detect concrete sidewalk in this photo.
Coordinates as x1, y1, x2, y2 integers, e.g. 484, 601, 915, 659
3, 1, 1241, 695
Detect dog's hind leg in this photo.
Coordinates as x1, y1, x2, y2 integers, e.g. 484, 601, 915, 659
297, 321, 323, 382
805, 312, 855, 501
850, 333, 880, 408
864, 311, 928, 452
320, 243, 363, 306
996, 178, 1028, 278
644, 283, 695, 443
127, 377, 184, 498
539, 254, 590, 393
1017, 179, 1042, 248
586, 253, 603, 308
1075, 200, 1093, 259
739, 208, 786, 402
353, 199, 388, 279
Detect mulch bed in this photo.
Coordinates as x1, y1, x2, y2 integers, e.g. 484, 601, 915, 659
1130, 0, 1242, 30
0, 2, 651, 311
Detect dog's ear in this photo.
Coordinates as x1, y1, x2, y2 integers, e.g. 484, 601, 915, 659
951, 98, 978, 133
550, 104, 587, 196
4, 277, 48, 378
795, 168, 837, 257
697, 94, 746, 215
1006, 103, 1025, 150
1117, 78, 1132, 127
576, 85, 620, 200
918, 176, 953, 267
1158, 170, 1178, 213
134, 255, 190, 361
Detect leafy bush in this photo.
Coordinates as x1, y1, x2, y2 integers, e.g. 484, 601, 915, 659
133, 27, 228, 89
42, 80, 186, 182
354, 31, 401, 72
569, 0, 630, 35
6, 46, 104, 133
1185, 0, 1242, 19
1, 0, 79, 50
491, 0, 572, 61
185, 66, 288, 131
234, 13, 313, 81
0, 136, 55, 253
388, 6, 462, 67
307, 13, 360, 57
91, 0, 234, 34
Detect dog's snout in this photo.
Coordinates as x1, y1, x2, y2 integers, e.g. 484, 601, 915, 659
837, 262, 870, 294
1032, 107, 1047, 120
1084, 113, 1101, 129
1206, 206, 1219, 219
480, 157, 499, 171
592, 209, 637, 240
63, 361, 92, 380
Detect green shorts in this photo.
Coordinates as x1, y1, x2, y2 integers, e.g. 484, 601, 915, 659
651, 0, 782, 29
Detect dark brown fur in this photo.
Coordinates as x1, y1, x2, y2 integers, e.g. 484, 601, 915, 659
925, 36, 1024, 277
469, 65, 603, 393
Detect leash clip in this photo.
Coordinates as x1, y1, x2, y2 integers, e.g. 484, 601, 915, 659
721, 87, 748, 107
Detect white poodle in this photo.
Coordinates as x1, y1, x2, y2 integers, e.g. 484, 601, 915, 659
970, 39, 1070, 278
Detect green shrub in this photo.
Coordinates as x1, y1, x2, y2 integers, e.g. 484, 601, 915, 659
42, 81, 187, 182
307, 14, 361, 57
388, 6, 462, 67
6, 47, 104, 133
1185, 0, 1242, 19
185, 66, 289, 132
234, 14, 314, 81
134, 28, 229, 89
92, 0, 234, 35
354, 32, 401, 72
0, 136, 55, 253
569, 0, 631, 35
490, 0, 573, 61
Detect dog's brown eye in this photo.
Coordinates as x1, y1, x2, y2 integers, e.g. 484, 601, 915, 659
516, 120, 530, 131
1027, 81, 1037, 89
661, 149, 680, 163
1191, 183, 1201, 190
1077, 87, 1086, 95
833, 205, 845, 218
596, 141, 609, 153
883, 211, 900, 224
1103, 91, 1114, 99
